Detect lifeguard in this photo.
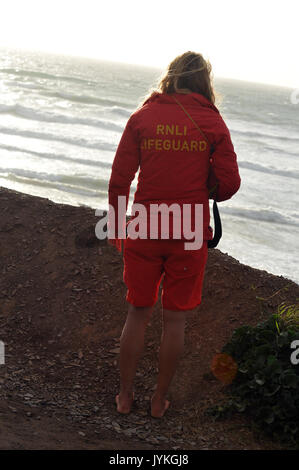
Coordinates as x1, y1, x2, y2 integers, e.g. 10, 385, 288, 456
108, 51, 241, 419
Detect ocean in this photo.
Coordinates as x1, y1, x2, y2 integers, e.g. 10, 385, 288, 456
0, 48, 298, 285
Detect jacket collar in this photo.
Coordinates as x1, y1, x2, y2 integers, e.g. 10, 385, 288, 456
144, 91, 219, 113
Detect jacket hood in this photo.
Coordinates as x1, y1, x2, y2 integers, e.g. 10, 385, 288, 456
143, 91, 219, 113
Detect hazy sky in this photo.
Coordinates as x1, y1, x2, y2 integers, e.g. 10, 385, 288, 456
0, 0, 298, 87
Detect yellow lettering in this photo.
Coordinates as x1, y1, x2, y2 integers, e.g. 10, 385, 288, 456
156, 125, 164, 135
184, 126, 187, 136
148, 139, 154, 149
155, 139, 162, 150
163, 140, 171, 150
141, 137, 204, 152
172, 140, 181, 151
199, 141, 207, 151
181, 140, 190, 151
190, 141, 198, 152
166, 125, 174, 135
175, 125, 183, 136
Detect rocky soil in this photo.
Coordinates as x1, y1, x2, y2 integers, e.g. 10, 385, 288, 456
0, 186, 298, 450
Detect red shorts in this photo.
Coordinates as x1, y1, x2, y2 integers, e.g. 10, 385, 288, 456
123, 237, 208, 311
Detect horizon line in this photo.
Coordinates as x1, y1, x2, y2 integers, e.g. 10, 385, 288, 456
0, 45, 296, 90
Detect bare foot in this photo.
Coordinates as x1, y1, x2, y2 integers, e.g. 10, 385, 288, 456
115, 392, 135, 414
150, 394, 170, 418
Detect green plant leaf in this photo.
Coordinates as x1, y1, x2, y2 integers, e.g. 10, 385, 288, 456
211, 309, 299, 447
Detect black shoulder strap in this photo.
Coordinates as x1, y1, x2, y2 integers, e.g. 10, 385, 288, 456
172, 95, 222, 249
208, 200, 222, 248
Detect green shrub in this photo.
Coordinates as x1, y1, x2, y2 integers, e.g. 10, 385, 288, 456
207, 303, 299, 447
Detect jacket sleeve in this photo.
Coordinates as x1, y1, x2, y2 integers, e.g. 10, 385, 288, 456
209, 116, 241, 202
108, 116, 140, 240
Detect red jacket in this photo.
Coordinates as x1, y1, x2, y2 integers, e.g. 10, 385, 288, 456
108, 91, 241, 242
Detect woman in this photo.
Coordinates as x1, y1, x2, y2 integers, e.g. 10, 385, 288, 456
108, 51, 241, 418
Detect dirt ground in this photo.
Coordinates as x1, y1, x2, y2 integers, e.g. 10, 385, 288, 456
0, 186, 298, 450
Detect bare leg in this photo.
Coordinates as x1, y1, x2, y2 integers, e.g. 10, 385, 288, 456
151, 308, 188, 418
116, 303, 153, 414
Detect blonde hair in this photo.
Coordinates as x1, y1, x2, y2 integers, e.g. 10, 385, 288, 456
140, 51, 218, 107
